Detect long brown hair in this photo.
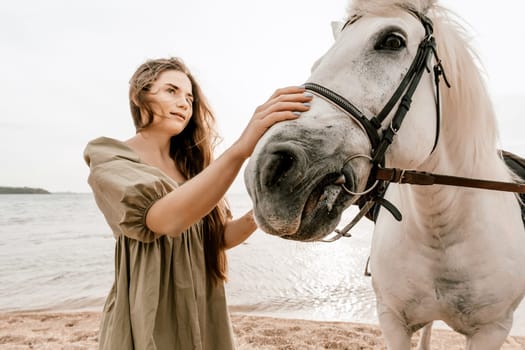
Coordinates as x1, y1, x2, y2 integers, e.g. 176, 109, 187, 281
129, 57, 230, 284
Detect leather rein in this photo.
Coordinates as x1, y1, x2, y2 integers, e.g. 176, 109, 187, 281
305, 10, 525, 241
375, 167, 525, 193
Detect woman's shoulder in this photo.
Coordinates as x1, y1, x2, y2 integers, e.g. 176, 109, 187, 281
84, 136, 140, 168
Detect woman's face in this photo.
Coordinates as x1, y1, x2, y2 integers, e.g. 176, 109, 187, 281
144, 69, 194, 135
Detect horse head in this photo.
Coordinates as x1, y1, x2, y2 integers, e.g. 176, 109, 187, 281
245, 1, 447, 241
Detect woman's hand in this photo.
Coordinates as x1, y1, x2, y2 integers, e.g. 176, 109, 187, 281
223, 210, 257, 249
232, 86, 312, 159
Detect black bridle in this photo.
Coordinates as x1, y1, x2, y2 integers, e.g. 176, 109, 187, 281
304, 10, 451, 240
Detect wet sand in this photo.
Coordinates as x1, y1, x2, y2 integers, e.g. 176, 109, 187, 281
1, 311, 525, 349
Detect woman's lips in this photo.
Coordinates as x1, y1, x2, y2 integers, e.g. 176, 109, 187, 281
169, 112, 186, 120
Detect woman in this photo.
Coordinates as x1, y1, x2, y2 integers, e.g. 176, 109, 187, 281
83, 57, 311, 349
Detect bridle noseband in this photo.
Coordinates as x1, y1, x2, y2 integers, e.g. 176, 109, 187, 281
305, 10, 525, 242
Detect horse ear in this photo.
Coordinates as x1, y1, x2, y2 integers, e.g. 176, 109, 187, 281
331, 21, 344, 40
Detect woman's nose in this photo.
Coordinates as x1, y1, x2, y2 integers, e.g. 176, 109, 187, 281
175, 96, 190, 109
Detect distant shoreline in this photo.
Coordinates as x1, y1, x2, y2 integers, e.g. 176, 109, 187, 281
0, 186, 51, 194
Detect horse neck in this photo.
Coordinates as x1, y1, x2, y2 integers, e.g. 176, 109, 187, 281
387, 180, 515, 249
424, 10, 506, 181
418, 62, 512, 177
389, 99, 516, 245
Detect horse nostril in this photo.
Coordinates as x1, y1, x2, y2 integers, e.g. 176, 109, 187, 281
263, 151, 296, 188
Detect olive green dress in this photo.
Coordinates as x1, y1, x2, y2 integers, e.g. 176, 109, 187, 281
84, 137, 235, 350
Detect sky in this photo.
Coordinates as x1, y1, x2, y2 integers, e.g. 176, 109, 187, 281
1, 0, 524, 193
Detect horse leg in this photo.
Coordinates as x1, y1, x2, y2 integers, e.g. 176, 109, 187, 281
377, 304, 412, 350
415, 322, 432, 350
465, 319, 512, 350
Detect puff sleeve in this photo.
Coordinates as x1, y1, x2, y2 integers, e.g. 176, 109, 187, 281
87, 159, 177, 242
84, 138, 177, 242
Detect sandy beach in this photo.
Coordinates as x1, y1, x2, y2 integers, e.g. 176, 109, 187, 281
1, 311, 524, 350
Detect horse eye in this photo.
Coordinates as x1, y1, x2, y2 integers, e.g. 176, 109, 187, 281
375, 33, 406, 51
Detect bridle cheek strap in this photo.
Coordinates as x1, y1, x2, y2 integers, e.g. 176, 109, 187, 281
372, 36, 450, 164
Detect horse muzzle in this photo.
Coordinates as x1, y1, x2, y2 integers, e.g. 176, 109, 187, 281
245, 138, 369, 241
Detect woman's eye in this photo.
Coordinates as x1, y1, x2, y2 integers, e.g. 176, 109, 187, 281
375, 33, 406, 51
167, 88, 175, 94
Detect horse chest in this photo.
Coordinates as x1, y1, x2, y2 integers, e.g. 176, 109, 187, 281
372, 249, 515, 332
431, 277, 494, 315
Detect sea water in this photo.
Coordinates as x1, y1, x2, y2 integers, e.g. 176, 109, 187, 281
0, 192, 524, 336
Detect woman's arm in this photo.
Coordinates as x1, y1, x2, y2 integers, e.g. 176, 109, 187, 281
146, 86, 311, 237
223, 210, 257, 249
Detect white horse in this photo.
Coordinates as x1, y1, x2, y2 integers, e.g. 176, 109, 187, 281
244, 0, 525, 349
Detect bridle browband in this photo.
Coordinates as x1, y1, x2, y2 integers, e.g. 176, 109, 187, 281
305, 9, 525, 241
